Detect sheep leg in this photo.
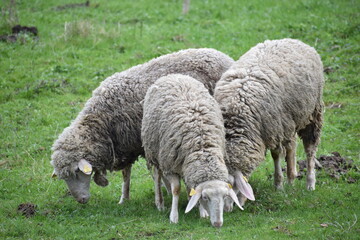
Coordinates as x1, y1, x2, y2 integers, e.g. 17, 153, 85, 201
238, 193, 248, 207
285, 137, 298, 185
166, 174, 181, 223
199, 204, 209, 218
119, 165, 131, 204
162, 176, 172, 194
271, 150, 284, 190
298, 106, 323, 191
303, 140, 317, 190
154, 167, 165, 211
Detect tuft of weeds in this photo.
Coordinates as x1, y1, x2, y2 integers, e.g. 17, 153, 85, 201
63, 20, 93, 41
0, 0, 18, 34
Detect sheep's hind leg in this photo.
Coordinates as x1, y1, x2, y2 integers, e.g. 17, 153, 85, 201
154, 167, 165, 211
162, 175, 172, 194
271, 150, 284, 190
303, 140, 317, 190
119, 165, 131, 204
298, 105, 323, 191
166, 174, 181, 223
285, 137, 298, 185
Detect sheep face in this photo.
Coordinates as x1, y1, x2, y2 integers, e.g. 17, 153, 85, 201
52, 159, 93, 204
64, 171, 91, 204
185, 180, 243, 228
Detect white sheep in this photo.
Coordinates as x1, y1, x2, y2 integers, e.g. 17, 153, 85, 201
214, 38, 324, 205
51, 48, 234, 204
141, 74, 242, 227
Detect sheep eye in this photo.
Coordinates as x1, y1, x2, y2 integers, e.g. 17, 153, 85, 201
202, 196, 209, 201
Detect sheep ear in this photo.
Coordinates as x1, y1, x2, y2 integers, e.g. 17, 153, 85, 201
78, 159, 93, 175
51, 170, 57, 178
229, 188, 244, 210
234, 171, 255, 201
185, 189, 202, 213
93, 171, 109, 187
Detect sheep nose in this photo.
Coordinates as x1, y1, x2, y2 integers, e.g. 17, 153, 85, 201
213, 221, 223, 228
77, 196, 89, 204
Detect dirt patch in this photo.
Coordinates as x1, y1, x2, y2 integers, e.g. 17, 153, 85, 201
323, 66, 336, 74
0, 25, 38, 43
17, 203, 37, 218
12, 25, 38, 36
0, 34, 17, 43
297, 152, 358, 182
54, 1, 90, 11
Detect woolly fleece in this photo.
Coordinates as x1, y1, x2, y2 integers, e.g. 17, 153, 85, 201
51, 48, 234, 179
142, 74, 229, 188
214, 38, 324, 177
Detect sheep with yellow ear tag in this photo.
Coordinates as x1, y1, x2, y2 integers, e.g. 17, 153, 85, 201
142, 74, 243, 228
50, 48, 234, 205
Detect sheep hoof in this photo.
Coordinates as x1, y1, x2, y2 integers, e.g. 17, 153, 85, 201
275, 184, 284, 191
287, 178, 296, 186
156, 204, 165, 211
307, 184, 315, 191
118, 196, 129, 205
307, 173, 316, 191
200, 211, 209, 218
170, 214, 178, 224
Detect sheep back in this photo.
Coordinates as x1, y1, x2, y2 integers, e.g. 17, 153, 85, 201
142, 74, 229, 188
215, 38, 324, 176
52, 48, 234, 178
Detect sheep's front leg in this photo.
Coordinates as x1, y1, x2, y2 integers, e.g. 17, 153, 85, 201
199, 204, 209, 218
154, 167, 165, 211
271, 150, 284, 190
166, 174, 181, 223
119, 165, 131, 204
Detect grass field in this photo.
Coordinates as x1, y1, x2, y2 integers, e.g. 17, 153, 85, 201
0, 0, 359, 239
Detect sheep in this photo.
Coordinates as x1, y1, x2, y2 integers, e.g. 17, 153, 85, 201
141, 74, 242, 227
214, 38, 324, 204
51, 48, 234, 204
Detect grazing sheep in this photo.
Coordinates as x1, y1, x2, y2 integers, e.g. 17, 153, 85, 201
51, 48, 234, 204
141, 74, 242, 227
214, 38, 324, 203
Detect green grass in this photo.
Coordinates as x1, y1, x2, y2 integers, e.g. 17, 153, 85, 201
0, 0, 359, 239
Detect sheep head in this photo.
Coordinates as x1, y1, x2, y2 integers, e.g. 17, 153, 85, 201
185, 180, 243, 228
52, 159, 93, 204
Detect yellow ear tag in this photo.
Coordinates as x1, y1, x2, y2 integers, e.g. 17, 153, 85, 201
228, 184, 233, 189
243, 176, 248, 183
189, 188, 196, 196
83, 165, 92, 174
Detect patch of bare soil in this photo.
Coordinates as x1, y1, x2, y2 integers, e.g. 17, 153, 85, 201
0, 25, 38, 43
54, 1, 90, 11
297, 152, 358, 183
12, 25, 38, 36
17, 203, 37, 218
